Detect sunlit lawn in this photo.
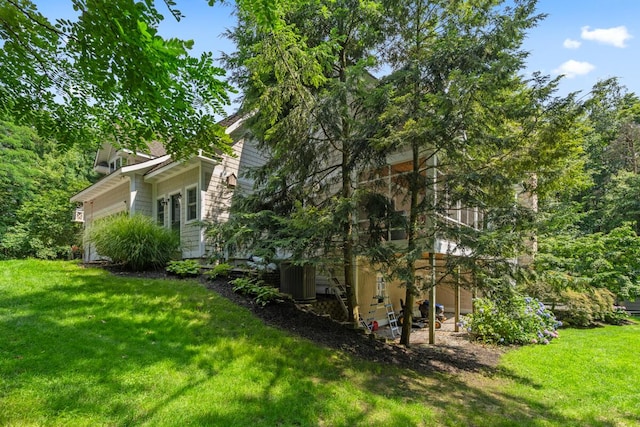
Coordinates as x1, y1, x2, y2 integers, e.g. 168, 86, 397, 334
1, 260, 638, 426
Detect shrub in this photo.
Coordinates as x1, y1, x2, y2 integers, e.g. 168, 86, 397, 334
462, 294, 561, 345
556, 288, 627, 327
231, 277, 282, 306
605, 305, 630, 325
206, 262, 233, 279
166, 260, 201, 277
85, 214, 180, 271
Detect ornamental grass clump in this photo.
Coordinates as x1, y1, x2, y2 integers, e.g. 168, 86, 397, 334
462, 294, 561, 345
85, 213, 180, 271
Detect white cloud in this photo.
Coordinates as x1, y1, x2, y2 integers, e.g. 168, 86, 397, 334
553, 60, 595, 78
563, 38, 581, 49
581, 26, 632, 48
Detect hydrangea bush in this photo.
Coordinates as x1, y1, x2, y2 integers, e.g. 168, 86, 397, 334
461, 294, 561, 345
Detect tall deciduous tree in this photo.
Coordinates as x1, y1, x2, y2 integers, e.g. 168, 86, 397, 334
534, 79, 640, 310
0, 0, 232, 157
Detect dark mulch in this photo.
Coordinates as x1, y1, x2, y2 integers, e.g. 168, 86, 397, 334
204, 278, 505, 375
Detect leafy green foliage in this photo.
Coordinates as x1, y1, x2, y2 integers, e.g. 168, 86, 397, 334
534, 79, 640, 313
535, 224, 640, 302
0, 119, 92, 259
463, 294, 560, 345
0, 120, 46, 236
166, 259, 201, 277
205, 262, 233, 279
602, 171, 640, 233
555, 288, 629, 327
85, 214, 179, 271
231, 277, 282, 306
364, 0, 583, 345
0, 0, 233, 157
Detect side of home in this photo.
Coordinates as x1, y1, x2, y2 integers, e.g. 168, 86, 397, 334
71, 115, 263, 261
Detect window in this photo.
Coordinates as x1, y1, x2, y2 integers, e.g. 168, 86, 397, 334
109, 157, 122, 173
157, 198, 165, 226
186, 186, 197, 221
170, 193, 181, 237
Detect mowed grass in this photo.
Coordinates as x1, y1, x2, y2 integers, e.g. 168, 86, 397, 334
0, 260, 638, 426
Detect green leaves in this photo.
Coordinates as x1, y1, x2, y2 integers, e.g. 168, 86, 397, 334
0, 0, 232, 157
537, 224, 640, 301
0, 119, 92, 259
85, 214, 180, 271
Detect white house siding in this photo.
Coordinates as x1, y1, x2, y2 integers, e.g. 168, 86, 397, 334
130, 173, 153, 216
82, 181, 130, 261
155, 166, 202, 258
201, 137, 264, 259
203, 137, 264, 221
85, 181, 130, 222
235, 137, 265, 191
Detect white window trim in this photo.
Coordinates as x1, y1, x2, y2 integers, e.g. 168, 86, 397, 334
168, 191, 182, 233
156, 195, 167, 227
109, 156, 122, 173
185, 185, 199, 223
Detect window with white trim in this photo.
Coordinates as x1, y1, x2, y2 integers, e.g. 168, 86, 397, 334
157, 197, 166, 226
186, 186, 198, 221
109, 157, 122, 173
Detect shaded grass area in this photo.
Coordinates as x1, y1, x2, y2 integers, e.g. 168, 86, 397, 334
0, 260, 638, 426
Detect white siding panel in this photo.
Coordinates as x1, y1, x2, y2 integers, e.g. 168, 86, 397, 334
155, 167, 202, 258
131, 173, 152, 216
81, 181, 130, 262
86, 181, 130, 221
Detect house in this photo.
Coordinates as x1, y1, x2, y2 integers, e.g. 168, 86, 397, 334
344, 147, 480, 324
278, 145, 481, 328
71, 114, 263, 261
71, 114, 489, 330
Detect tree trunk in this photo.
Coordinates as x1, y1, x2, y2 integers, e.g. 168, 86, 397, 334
400, 142, 421, 346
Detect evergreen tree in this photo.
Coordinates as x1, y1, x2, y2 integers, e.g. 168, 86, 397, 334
372, 0, 582, 345
219, 0, 385, 324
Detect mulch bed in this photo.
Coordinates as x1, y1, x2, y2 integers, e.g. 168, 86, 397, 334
203, 278, 505, 375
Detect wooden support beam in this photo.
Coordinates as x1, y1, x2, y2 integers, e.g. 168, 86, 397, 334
429, 252, 436, 345
454, 266, 460, 333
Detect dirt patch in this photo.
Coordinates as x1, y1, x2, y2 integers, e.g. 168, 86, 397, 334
204, 278, 506, 375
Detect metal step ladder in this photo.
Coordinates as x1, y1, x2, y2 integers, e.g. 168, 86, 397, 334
366, 276, 400, 338
330, 277, 349, 319
331, 277, 370, 330
384, 296, 401, 338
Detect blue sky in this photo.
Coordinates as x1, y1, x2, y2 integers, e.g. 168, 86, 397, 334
34, 0, 640, 102
523, 0, 640, 98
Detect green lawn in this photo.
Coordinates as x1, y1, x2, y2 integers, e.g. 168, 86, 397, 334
0, 260, 638, 426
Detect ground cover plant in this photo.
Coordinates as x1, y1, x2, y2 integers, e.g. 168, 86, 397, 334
1, 260, 639, 426
166, 259, 201, 277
